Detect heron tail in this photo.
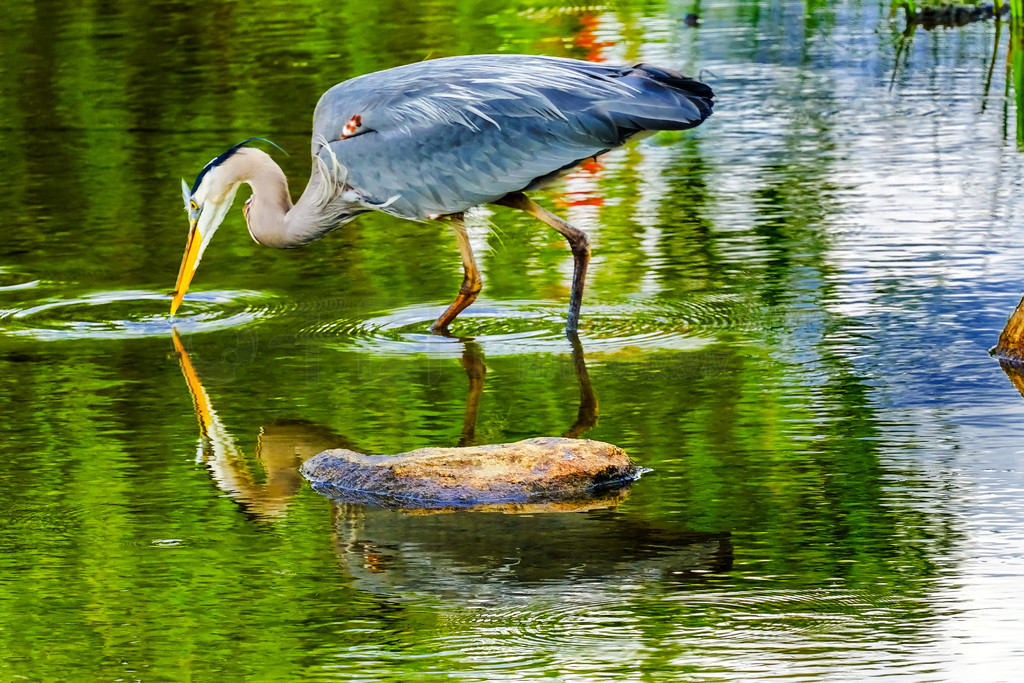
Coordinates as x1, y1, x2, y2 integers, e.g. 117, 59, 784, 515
606, 63, 715, 136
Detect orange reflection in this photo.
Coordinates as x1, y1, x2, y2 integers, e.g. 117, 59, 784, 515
574, 13, 615, 62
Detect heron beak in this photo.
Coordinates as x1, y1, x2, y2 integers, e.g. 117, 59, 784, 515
169, 191, 235, 316
170, 219, 202, 315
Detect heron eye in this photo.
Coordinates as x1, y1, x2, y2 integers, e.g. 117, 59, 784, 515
190, 200, 199, 212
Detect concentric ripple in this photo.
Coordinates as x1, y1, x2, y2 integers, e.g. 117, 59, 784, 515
301, 296, 766, 357
0, 289, 278, 341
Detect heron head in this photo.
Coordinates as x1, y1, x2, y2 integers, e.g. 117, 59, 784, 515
171, 139, 270, 315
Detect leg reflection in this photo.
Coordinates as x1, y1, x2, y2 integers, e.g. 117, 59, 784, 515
564, 331, 598, 439
458, 341, 486, 447
455, 333, 598, 444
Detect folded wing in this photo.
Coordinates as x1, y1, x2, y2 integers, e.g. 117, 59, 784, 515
311, 54, 714, 220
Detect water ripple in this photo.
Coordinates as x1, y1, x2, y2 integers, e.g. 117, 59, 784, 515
0, 289, 277, 341
0, 288, 766, 350
415, 588, 943, 679
301, 297, 765, 357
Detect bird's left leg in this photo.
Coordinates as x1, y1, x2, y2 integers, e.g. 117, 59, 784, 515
431, 213, 482, 334
495, 192, 590, 334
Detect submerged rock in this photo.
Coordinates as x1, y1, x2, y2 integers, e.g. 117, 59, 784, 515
301, 437, 644, 510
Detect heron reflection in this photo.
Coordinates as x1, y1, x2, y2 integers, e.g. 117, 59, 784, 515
172, 331, 349, 516
172, 331, 732, 597
171, 329, 598, 517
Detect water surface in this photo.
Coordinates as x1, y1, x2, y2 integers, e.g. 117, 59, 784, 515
2, 0, 1024, 680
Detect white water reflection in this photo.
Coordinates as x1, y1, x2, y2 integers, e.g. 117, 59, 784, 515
0, 289, 277, 340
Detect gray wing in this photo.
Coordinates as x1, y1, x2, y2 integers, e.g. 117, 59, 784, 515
310, 54, 713, 220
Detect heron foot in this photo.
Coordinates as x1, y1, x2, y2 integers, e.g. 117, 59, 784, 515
430, 279, 482, 334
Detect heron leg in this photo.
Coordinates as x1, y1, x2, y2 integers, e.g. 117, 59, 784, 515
495, 192, 590, 334
431, 213, 482, 333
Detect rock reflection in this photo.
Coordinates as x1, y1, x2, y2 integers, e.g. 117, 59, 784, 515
998, 359, 1024, 400
330, 505, 732, 602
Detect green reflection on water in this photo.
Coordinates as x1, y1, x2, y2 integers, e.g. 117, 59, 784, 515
0, 0, 986, 679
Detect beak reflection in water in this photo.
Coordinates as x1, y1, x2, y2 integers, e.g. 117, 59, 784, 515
170, 329, 343, 516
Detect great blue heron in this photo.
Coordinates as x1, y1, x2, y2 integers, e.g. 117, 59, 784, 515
172, 54, 713, 333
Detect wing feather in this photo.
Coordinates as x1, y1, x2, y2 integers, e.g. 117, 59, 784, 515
310, 55, 713, 220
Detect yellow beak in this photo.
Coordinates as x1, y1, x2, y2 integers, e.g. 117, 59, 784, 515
170, 220, 201, 315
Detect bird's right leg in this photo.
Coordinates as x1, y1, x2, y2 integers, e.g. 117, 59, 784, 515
431, 213, 482, 334
495, 192, 590, 334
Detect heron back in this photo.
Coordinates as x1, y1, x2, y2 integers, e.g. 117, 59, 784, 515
309, 54, 714, 221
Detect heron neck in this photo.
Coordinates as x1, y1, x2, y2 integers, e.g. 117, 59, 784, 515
232, 149, 295, 248
235, 148, 352, 248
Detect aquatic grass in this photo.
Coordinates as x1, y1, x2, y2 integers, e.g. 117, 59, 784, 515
890, 0, 1024, 149
1011, 0, 1024, 148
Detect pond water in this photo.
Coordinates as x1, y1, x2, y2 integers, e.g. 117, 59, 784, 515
3, 0, 1024, 680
